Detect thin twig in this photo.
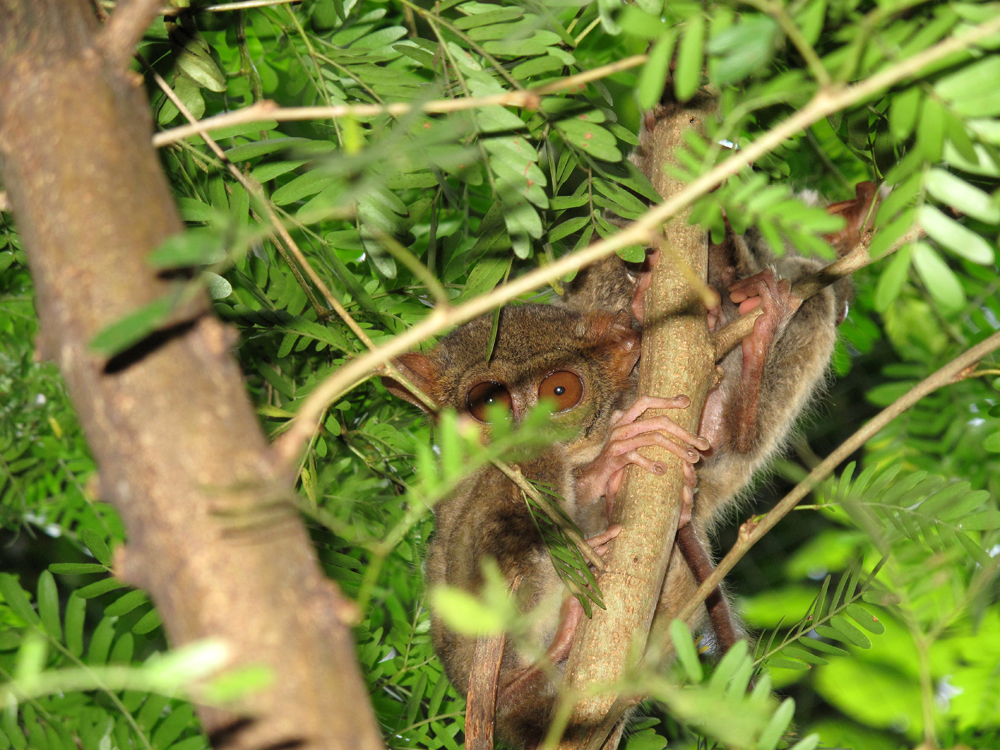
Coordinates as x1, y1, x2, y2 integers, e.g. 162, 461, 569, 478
152, 56, 648, 148
676, 329, 1000, 625
161, 0, 301, 14
96, 0, 163, 69
495, 462, 604, 570
273, 16, 1000, 468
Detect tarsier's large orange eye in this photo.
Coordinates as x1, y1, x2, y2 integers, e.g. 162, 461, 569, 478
466, 382, 512, 422
538, 371, 583, 412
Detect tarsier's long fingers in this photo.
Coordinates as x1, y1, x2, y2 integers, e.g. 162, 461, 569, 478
612, 395, 712, 453
585, 523, 623, 556
609, 416, 709, 461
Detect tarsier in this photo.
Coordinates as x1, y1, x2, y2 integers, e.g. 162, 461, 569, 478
385, 177, 878, 749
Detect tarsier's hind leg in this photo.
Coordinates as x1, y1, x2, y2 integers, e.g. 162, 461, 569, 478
469, 526, 623, 749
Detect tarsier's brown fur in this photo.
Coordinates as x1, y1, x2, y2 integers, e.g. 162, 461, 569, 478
385, 140, 878, 747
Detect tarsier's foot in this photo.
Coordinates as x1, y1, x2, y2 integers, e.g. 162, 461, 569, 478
575, 395, 711, 510
728, 268, 802, 331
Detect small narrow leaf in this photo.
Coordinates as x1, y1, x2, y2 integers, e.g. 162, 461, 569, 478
919, 205, 994, 263
0, 574, 39, 626
925, 169, 1000, 223
829, 615, 872, 648
674, 15, 705, 102
873, 244, 912, 312
911, 242, 966, 310
845, 604, 885, 634
958, 510, 1000, 530
639, 34, 675, 109
75, 578, 128, 599
64, 595, 86, 657
80, 530, 113, 566
670, 619, 703, 683
754, 697, 795, 750
90, 294, 177, 357
104, 590, 149, 618
48, 563, 107, 575
36, 572, 61, 642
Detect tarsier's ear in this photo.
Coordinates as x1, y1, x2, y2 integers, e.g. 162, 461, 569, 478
382, 352, 440, 414
824, 181, 879, 255
584, 312, 641, 381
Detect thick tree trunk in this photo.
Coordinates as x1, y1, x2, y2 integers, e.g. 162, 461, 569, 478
0, 2, 384, 749
558, 97, 717, 749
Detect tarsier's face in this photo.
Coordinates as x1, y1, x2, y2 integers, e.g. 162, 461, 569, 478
387, 303, 638, 460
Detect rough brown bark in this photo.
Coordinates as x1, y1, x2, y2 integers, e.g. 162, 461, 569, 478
558, 97, 718, 749
0, 2, 384, 749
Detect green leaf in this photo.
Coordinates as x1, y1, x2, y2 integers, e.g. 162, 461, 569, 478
64, 595, 86, 657
958, 510, 1000, 530
149, 229, 226, 269
133, 608, 163, 635
708, 15, 780, 85
779, 645, 828, 666
172, 76, 205, 120
558, 118, 622, 162
873, 244, 912, 313
918, 205, 994, 263
176, 35, 227, 92
104, 590, 149, 618
205, 272, 233, 300
227, 137, 328, 162
87, 617, 115, 665
829, 615, 872, 648
430, 586, 505, 636
983, 432, 1000, 452
911, 242, 966, 310
935, 56, 1000, 116
0, 574, 39, 626
36, 572, 61, 642
89, 293, 179, 357
890, 87, 922, 141
766, 657, 811, 671
925, 169, 1000, 224
754, 697, 795, 750
789, 734, 821, 750
48, 562, 107, 575
675, 15, 704, 102
75, 577, 128, 599
638, 34, 675, 109
845, 604, 885, 634
81, 529, 113, 566
670, 619, 703, 683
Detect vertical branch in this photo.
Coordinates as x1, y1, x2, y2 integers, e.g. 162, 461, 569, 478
557, 96, 718, 750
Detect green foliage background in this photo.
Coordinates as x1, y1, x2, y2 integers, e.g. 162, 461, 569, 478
1, 0, 1000, 748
